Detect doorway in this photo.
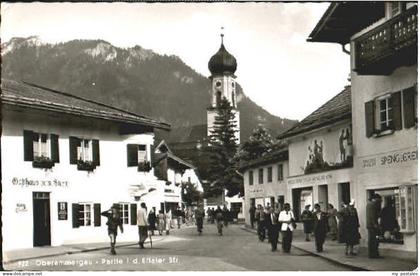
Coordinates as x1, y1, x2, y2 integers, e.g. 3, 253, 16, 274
318, 185, 329, 212
33, 192, 51, 247
338, 182, 351, 205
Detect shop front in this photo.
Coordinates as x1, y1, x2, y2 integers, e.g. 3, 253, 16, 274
356, 147, 418, 254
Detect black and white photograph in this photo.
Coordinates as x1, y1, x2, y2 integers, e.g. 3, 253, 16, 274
0, 1, 418, 273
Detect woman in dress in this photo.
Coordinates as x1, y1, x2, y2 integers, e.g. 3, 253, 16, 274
327, 204, 338, 241
157, 210, 166, 235
300, 205, 313, 242
342, 199, 360, 255
148, 208, 157, 236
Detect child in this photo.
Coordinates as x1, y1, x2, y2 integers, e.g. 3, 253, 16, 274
101, 205, 124, 255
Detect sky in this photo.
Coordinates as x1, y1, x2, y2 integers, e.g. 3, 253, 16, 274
1, 2, 350, 121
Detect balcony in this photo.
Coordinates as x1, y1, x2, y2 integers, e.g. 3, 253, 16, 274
354, 7, 417, 75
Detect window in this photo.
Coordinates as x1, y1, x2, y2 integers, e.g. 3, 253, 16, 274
368, 185, 417, 244
378, 96, 393, 131
23, 130, 59, 168
77, 139, 92, 162
33, 133, 49, 158
387, 2, 402, 18
258, 168, 264, 184
267, 167, 273, 183
137, 145, 147, 163
249, 170, 254, 186
69, 137, 100, 170
119, 203, 130, 225
79, 203, 92, 226
277, 164, 284, 181
365, 90, 407, 137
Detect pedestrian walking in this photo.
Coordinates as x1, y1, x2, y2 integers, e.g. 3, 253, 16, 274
366, 193, 382, 258
267, 207, 280, 251
264, 206, 271, 243
379, 198, 399, 241
337, 202, 347, 243
312, 203, 328, 252
206, 207, 211, 223
165, 209, 172, 235
327, 204, 338, 241
137, 202, 148, 249
255, 204, 266, 241
278, 203, 295, 253
157, 210, 165, 235
175, 206, 182, 229
195, 204, 205, 235
222, 205, 229, 227
342, 199, 360, 255
148, 208, 157, 236
215, 206, 224, 236
210, 208, 215, 224
300, 204, 313, 242
101, 205, 124, 255
249, 205, 256, 228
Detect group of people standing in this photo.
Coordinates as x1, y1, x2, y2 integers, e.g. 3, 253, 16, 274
250, 195, 386, 258
301, 201, 360, 254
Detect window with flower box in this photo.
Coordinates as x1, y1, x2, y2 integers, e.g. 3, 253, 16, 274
23, 130, 59, 169
127, 144, 152, 172
69, 137, 100, 171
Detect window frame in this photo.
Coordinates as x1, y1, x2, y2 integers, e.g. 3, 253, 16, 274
118, 203, 130, 225
78, 203, 93, 227
258, 168, 264, 184
77, 139, 93, 162
376, 94, 393, 132
277, 163, 284, 181
267, 166, 273, 183
249, 170, 254, 186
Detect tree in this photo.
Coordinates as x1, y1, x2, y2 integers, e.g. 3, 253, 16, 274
181, 181, 203, 206
205, 97, 242, 197
237, 124, 274, 162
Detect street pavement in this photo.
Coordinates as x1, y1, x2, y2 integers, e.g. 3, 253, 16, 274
4, 224, 352, 271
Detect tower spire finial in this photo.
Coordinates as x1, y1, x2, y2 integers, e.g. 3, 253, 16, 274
221, 26, 224, 45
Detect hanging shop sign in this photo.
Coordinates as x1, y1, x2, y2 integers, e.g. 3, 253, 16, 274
58, 202, 68, 220
12, 177, 69, 188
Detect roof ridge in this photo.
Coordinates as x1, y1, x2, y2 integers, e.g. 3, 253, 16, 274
20, 80, 156, 123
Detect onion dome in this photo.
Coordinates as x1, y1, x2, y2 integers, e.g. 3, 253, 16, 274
208, 34, 237, 75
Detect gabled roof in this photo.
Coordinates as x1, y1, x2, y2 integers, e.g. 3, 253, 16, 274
1, 79, 170, 130
279, 86, 351, 139
153, 139, 195, 170
307, 2, 385, 44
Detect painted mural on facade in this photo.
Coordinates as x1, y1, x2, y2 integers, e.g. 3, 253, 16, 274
304, 127, 353, 174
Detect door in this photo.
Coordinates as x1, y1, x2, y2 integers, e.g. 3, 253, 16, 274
33, 192, 51, 247
338, 182, 350, 205
318, 185, 329, 212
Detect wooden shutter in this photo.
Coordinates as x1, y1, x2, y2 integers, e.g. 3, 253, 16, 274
127, 144, 138, 167
23, 130, 34, 161
403, 87, 416, 128
94, 203, 101, 227
72, 203, 80, 228
69, 137, 79, 164
365, 101, 375, 137
50, 134, 60, 163
92, 139, 100, 166
391, 91, 402, 130
130, 203, 137, 225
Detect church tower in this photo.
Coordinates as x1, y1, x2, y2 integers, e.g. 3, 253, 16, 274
207, 32, 240, 144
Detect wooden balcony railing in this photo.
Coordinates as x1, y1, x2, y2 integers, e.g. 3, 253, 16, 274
354, 6, 417, 75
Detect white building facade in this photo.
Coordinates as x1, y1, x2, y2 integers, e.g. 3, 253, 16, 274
308, 2, 417, 257
2, 79, 170, 251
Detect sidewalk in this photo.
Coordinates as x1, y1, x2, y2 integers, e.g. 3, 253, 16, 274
242, 225, 417, 271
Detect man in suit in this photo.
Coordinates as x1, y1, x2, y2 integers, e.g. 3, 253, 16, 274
278, 203, 295, 253
267, 207, 280, 251
366, 193, 382, 258
313, 203, 328, 252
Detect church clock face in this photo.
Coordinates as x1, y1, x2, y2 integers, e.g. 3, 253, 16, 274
215, 81, 222, 88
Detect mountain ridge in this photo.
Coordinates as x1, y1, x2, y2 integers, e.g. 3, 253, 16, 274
1, 37, 297, 142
